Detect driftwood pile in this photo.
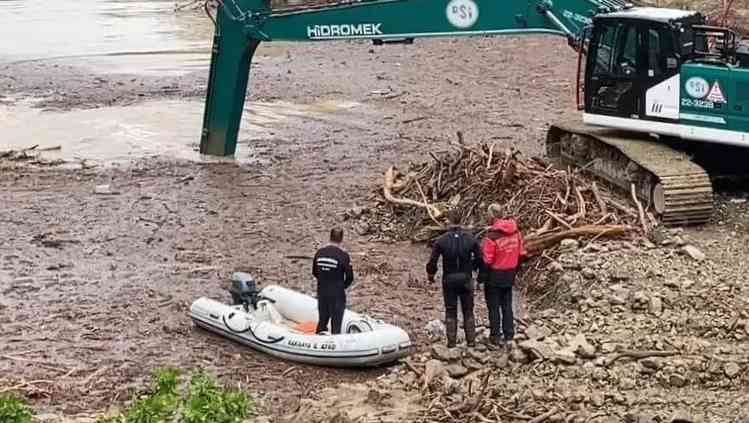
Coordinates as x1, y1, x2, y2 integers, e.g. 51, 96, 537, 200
371, 132, 641, 247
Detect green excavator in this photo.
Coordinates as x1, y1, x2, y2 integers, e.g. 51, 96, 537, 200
199, 0, 749, 226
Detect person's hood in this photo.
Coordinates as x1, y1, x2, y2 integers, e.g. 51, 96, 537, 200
487, 219, 518, 239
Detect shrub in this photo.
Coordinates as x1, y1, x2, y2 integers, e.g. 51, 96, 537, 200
0, 393, 33, 423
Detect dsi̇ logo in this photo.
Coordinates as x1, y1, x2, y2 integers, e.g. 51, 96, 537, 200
446, 0, 479, 29
685, 77, 709, 99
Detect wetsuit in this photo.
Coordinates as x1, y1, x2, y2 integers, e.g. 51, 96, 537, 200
426, 226, 482, 347
312, 244, 354, 334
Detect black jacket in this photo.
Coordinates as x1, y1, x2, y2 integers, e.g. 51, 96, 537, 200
426, 226, 482, 281
313, 244, 354, 297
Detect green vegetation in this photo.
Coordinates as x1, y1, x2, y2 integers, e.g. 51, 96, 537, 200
0, 393, 34, 423
96, 368, 255, 423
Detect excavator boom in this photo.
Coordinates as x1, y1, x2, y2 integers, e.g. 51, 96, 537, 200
199, 0, 625, 156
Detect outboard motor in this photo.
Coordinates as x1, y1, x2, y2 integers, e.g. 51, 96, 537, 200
229, 272, 260, 311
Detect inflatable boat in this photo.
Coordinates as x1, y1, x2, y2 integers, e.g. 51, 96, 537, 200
189, 272, 412, 367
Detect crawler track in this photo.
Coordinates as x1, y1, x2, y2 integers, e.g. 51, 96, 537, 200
546, 120, 714, 226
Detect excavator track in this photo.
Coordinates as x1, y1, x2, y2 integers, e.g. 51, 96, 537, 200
546, 120, 714, 226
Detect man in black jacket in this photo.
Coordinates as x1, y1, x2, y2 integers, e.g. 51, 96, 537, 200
426, 210, 482, 348
313, 228, 354, 334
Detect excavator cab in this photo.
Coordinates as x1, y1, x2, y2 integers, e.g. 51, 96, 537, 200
582, 10, 701, 122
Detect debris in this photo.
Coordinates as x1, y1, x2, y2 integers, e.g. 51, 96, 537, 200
371, 134, 641, 243
725, 362, 741, 378
444, 364, 469, 378
669, 373, 688, 387
425, 320, 446, 341
570, 334, 596, 359
649, 296, 663, 315
680, 245, 706, 261
559, 239, 579, 252
94, 184, 119, 195
431, 344, 460, 362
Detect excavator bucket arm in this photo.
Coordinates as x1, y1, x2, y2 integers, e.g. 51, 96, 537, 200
199, 0, 626, 156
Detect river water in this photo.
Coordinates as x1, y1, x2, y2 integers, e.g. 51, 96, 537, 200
0, 0, 213, 75
0, 0, 364, 164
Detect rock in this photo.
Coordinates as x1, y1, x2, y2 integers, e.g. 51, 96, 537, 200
631, 290, 649, 309
468, 348, 489, 364
641, 357, 663, 370
681, 279, 696, 289
608, 293, 628, 306
548, 261, 564, 272
524, 324, 551, 341
431, 344, 460, 362
560, 239, 579, 251
425, 320, 446, 341
445, 364, 469, 378
680, 245, 706, 262
423, 359, 447, 387
94, 184, 119, 195
601, 343, 618, 354
649, 297, 663, 315
354, 221, 371, 236
509, 347, 528, 364
493, 353, 511, 367
619, 377, 636, 390
664, 278, 681, 288
609, 271, 630, 282
670, 410, 698, 423
581, 267, 597, 280
570, 334, 596, 358
348, 206, 367, 218
552, 347, 577, 365
519, 339, 556, 361
591, 392, 604, 407
668, 373, 688, 387
724, 362, 741, 378
463, 358, 483, 371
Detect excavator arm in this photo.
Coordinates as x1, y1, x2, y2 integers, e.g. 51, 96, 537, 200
199, 0, 627, 156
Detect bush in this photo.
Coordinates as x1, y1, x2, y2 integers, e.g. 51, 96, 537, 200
0, 393, 33, 423
96, 367, 255, 423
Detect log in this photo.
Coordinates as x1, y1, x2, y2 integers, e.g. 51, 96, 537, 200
524, 225, 631, 256
383, 166, 443, 219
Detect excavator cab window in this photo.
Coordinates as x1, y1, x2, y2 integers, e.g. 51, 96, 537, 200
586, 19, 645, 117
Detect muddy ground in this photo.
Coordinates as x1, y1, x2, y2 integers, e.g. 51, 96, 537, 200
1, 31, 748, 422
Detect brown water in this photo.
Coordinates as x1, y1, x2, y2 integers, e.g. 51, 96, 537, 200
0, 0, 367, 164
0, 97, 366, 164
0, 0, 213, 75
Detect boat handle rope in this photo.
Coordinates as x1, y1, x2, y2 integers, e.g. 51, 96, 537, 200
223, 312, 286, 344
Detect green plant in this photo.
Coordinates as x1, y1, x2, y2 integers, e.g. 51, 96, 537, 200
96, 367, 254, 423
183, 371, 252, 423
0, 393, 33, 423
123, 372, 180, 423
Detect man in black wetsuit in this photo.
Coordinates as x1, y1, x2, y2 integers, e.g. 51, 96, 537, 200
312, 228, 354, 335
426, 209, 482, 348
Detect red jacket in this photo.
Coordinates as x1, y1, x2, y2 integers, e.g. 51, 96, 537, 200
481, 219, 525, 271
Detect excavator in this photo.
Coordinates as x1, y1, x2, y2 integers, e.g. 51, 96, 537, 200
198, 0, 749, 226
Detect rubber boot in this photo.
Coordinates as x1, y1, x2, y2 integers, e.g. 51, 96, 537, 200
487, 336, 502, 351
464, 316, 476, 348
445, 318, 457, 348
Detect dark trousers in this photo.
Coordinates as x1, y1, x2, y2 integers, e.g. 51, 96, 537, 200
442, 274, 476, 344
316, 294, 345, 334
443, 278, 474, 321
484, 272, 515, 341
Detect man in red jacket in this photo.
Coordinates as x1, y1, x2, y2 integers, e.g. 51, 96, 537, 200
480, 217, 526, 350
